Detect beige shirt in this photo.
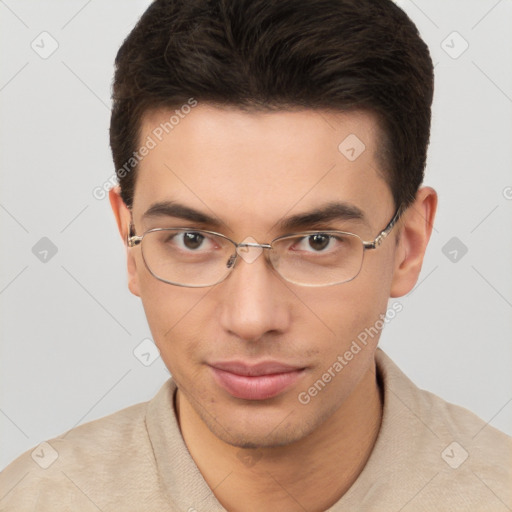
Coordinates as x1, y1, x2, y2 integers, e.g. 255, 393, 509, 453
1, 349, 510, 511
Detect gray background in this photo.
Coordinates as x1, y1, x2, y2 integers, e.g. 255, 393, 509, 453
1, 0, 511, 471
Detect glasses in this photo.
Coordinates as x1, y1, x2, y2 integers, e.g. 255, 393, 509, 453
127, 207, 403, 288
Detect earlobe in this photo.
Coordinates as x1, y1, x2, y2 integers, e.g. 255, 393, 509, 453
390, 187, 437, 298
109, 187, 141, 297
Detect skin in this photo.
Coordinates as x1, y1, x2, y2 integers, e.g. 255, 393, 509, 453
110, 104, 437, 512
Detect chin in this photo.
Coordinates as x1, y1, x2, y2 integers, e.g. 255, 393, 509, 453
211, 424, 307, 450
198, 403, 328, 450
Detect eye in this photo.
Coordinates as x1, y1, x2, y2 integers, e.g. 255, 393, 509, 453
167, 231, 216, 251
182, 232, 206, 250
293, 233, 339, 253
307, 234, 331, 251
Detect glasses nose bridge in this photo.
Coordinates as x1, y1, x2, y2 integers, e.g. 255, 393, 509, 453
226, 239, 274, 270
236, 241, 272, 250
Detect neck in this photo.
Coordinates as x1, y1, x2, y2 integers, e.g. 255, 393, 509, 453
176, 362, 383, 512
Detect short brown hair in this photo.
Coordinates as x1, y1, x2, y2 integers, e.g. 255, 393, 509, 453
110, 0, 434, 209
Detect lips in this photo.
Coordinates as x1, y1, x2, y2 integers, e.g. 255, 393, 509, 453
209, 361, 305, 400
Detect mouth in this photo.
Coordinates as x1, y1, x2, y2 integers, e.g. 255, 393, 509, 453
208, 361, 306, 400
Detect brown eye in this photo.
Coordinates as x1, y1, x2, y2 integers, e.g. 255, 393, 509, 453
183, 232, 205, 249
308, 234, 330, 251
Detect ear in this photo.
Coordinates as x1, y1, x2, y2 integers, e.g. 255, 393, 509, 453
109, 186, 141, 297
390, 187, 437, 297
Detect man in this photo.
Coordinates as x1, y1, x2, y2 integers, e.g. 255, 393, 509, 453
1, 0, 510, 510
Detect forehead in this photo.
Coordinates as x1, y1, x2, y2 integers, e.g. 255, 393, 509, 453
133, 104, 392, 233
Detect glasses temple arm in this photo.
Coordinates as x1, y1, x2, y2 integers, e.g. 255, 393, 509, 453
363, 204, 405, 250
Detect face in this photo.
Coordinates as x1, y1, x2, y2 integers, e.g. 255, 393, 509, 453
113, 104, 406, 448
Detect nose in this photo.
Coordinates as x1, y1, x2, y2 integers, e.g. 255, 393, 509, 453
218, 247, 291, 343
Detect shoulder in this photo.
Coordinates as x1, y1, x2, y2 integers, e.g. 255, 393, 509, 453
0, 384, 173, 511
346, 350, 512, 511
376, 348, 510, 452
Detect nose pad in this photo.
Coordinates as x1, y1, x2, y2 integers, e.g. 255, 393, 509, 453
226, 253, 237, 269
267, 249, 280, 271
236, 237, 264, 265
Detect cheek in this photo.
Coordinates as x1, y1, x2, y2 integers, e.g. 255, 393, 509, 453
292, 281, 388, 408
137, 273, 212, 369
295, 270, 389, 344
294, 255, 393, 375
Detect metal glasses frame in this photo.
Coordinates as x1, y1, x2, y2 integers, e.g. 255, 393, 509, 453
127, 205, 404, 287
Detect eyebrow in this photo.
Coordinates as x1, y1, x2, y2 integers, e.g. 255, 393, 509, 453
142, 201, 223, 229
142, 200, 367, 232
276, 202, 368, 232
